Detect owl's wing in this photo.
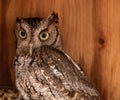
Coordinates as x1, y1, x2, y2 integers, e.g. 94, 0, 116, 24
38, 46, 100, 99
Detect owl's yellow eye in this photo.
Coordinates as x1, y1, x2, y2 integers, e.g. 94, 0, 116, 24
39, 32, 50, 41
19, 31, 27, 39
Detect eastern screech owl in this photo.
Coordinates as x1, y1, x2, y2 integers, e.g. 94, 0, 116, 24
14, 12, 101, 100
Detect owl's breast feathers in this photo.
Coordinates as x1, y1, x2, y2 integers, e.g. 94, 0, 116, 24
14, 45, 101, 100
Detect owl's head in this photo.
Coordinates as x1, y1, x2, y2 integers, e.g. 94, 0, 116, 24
15, 12, 62, 56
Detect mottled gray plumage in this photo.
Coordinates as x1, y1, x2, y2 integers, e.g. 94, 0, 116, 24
14, 12, 101, 100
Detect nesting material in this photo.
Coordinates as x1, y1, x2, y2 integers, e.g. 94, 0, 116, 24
0, 89, 23, 100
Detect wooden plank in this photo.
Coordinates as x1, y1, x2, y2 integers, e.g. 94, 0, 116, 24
92, 0, 120, 100
0, 0, 13, 86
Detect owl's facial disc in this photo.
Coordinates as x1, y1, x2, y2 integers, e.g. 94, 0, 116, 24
15, 12, 63, 55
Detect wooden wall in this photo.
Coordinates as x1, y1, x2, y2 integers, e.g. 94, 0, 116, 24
0, 0, 120, 100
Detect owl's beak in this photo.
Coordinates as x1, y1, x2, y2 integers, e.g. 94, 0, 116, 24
29, 43, 33, 56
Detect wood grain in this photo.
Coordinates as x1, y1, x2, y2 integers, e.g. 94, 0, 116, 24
0, 0, 120, 100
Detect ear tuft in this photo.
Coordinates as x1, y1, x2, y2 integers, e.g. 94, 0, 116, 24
51, 12, 59, 23
46, 12, 59, 24
16, 17, 24, 23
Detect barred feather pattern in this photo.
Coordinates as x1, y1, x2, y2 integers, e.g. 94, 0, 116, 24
14, 46, 101, 100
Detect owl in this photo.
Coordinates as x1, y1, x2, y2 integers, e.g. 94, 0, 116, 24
14, 12, 101, 100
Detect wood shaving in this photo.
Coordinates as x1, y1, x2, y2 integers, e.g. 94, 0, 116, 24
0, 88, 23, 100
